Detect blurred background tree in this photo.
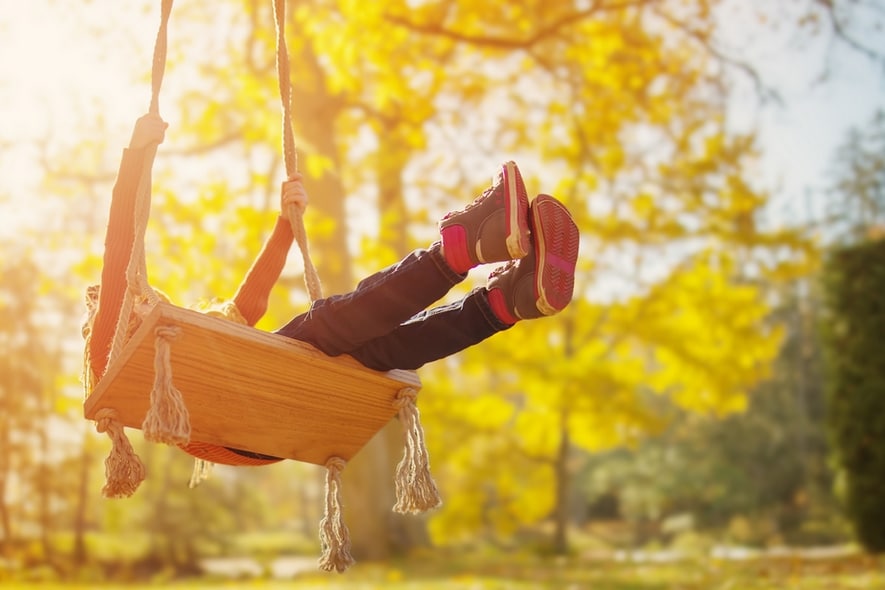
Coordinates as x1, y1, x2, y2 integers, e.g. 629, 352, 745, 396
0, 243, 68, 575
826, 110, 885, 244
821, 237, 885, 555
820, 109, 885, 554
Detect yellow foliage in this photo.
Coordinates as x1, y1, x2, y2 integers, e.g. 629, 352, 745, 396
47, 0, 819, 547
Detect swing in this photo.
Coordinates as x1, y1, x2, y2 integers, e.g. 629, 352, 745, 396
83, 301, 422, 465
83, 0, 439, 572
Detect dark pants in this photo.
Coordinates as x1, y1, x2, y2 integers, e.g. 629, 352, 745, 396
274, 243, 510, 371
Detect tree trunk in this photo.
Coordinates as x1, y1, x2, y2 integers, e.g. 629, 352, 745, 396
288, 24, 399, 561
288, 22, 351, 294
341, 426, 396, 560
552, 413, 571, 555
38, 442, 56, 571
72, 437, 92, 566
384, 419, 432, 553
0, 421, 11, 554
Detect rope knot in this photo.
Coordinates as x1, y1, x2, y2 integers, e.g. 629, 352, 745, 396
393, 387, 418, 410
94, 408, 120, 434
93, 407, 145, 498
142, 322, 190, 445
155, 325, 181, 341
318, 455, 354, 572
393, 387, 442, 514
325, 456, 347, 473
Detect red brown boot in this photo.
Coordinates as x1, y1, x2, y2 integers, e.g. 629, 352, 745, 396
486, 194, 579, 323
439, 161, 530, 273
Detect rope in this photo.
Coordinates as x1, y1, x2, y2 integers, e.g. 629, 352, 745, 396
149, 0, 174, 117
318, 457, 355, 572
392, 388, 442, 514
108, 0, 175, 366
142, 325, 190, 445
272, 0, 323, 302
95, 408, 146, 498
188, 458, 214, 489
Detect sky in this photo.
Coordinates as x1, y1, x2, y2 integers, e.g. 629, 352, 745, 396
713, 0, 885, 226
752, 30, 885, 225
0, 0, 883, 240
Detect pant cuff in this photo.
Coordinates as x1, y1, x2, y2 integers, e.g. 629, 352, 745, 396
472, 287, 513, 332
428, 241, 467, 286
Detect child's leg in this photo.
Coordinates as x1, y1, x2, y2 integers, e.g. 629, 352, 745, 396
347, 194, 580, 371
275, 161, 532, 358
345, 288, 508, 371
274, 244, 461, 356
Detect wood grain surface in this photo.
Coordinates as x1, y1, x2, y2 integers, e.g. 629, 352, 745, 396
84, 302, 422, 465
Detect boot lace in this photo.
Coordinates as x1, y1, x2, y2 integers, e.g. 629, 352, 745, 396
488, 260, 516, 280
441, 173, 503, 220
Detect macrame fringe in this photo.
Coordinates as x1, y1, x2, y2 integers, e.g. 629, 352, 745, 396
318, 457, 354, 573
94, 408, 146, 498
393, 388, 442, 514
82, 338, 97, 399
141, 325, 191, 445
188, 458, 214, 489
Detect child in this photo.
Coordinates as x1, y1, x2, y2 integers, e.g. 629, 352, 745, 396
84, 114, 579, 464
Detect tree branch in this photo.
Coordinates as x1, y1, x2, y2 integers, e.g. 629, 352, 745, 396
384, 0, 665, 51
650, 7, 782, 105
815, 0, 885, 65
161, 131, 245, 157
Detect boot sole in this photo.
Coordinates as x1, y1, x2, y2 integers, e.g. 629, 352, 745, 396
531, 194, 579, 315
503, 161, 531, 259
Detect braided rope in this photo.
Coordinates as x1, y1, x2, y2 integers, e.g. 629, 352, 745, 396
95, 408, 146, 498
148, 0, 174, 117
108, 0, 174, 366
141, 325, 190, 445
393, 388, 442, 514
318, 456, 355, 572
272, 0, 323, 302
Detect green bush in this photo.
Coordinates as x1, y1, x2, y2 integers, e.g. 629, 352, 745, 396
822, 237, 885, 553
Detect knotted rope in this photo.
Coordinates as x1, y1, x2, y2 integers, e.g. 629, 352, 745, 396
188, 459, 214, 489
393, 388, 442, 514
141, 325, 190, 445
108, 0, 174, 367
273, 0, 323, 302
273, 0, 359, 572
94, 408, 146, 499
107, 0, 192, 451
317, 457, 355, 573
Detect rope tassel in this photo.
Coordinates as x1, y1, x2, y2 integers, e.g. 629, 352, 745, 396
95, 408, 146, 498
393, 388, 442, 514
188, 458, 214, 489
318, 457, 355, 573
141, 325, 191, 445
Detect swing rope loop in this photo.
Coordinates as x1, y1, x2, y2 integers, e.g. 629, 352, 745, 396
108, 0, 175, 366
272, 0, 297, 175
272, 0, 323, 303
149, 0, 174, 116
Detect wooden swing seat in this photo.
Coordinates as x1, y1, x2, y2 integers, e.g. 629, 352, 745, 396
84, 301, 421, 466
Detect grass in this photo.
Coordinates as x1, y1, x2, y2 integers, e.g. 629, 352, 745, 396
6, 552, 885, 589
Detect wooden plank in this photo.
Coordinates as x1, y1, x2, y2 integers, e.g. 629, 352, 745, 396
84, 302, 421, 465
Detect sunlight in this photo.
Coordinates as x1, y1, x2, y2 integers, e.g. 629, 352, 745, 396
2, 5, 123, 136
0, 1, 148, 232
